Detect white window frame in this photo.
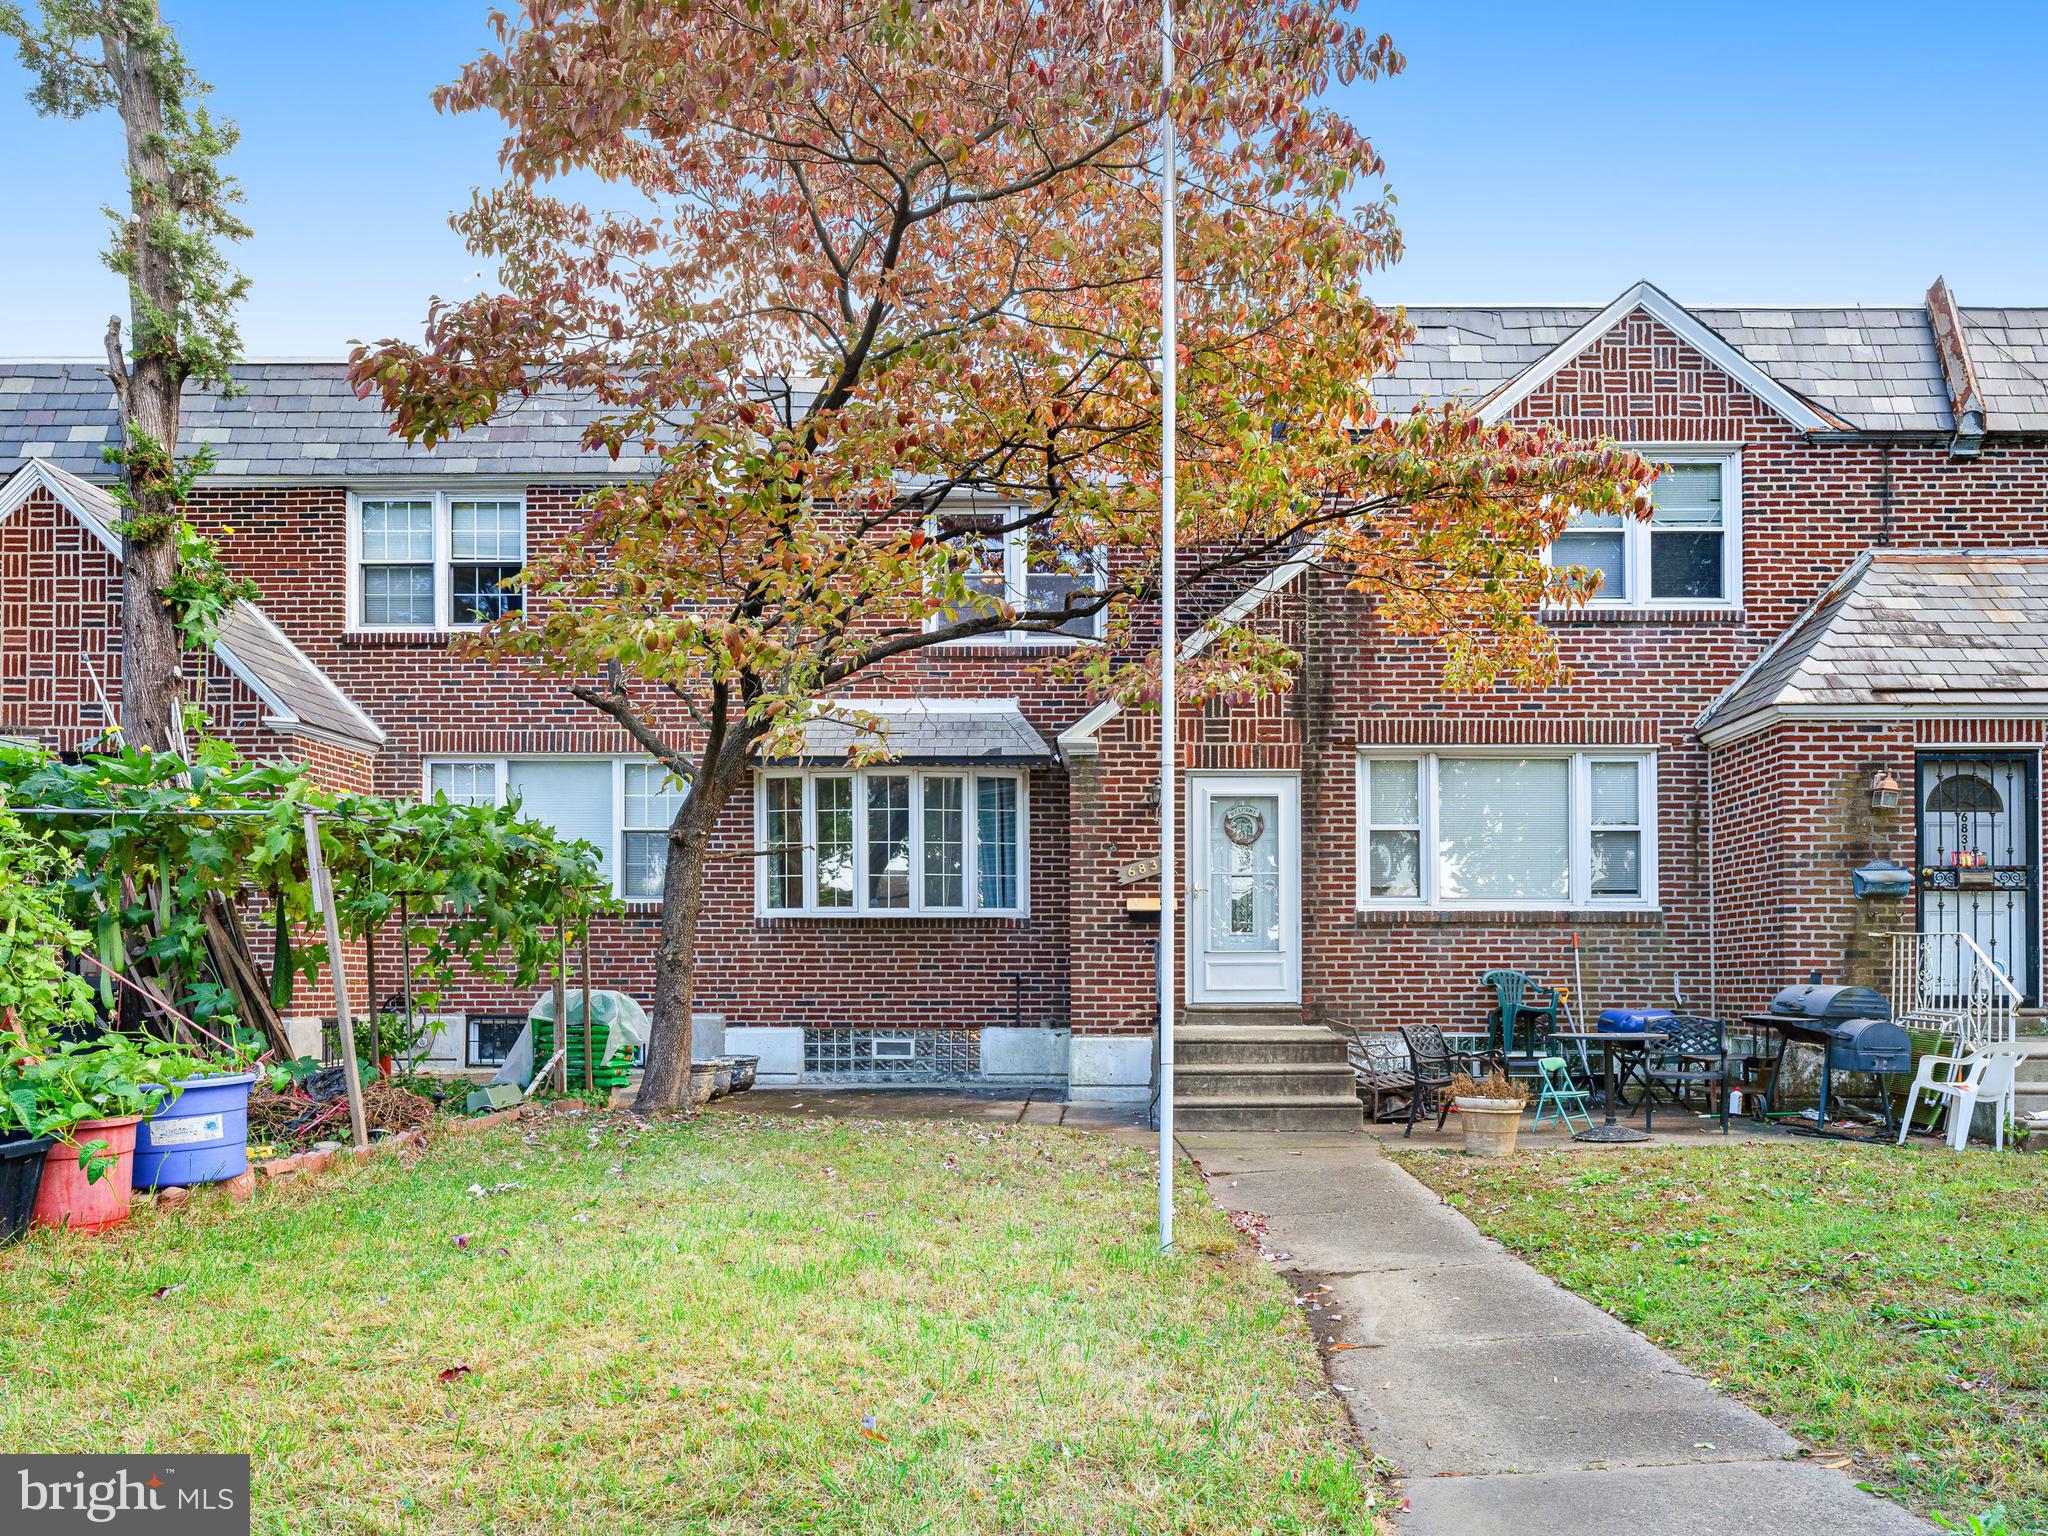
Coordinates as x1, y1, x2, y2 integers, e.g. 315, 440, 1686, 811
1547, 449, 1740, 611
347, 489, 529, 634
924, 509, 1107, 645
1355, 749, 1657, 912
755, 767, 1030, 917
421, 756, 682, 903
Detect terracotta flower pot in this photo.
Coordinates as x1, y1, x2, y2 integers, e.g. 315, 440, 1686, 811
1454, 1097, 1525, 1158
33, 1115, 141, 1233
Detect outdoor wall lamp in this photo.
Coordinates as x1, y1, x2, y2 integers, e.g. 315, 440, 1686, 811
1869, 769, 1902, 812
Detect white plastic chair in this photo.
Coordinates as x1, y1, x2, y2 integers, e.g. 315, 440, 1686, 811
1897, 1047, 2020, 1152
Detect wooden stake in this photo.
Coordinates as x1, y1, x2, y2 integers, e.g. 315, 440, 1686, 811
552, 925, 569, 1095
580, 915, 594, 1095
302, 811, 368, 1151
399, 893, 416, 1070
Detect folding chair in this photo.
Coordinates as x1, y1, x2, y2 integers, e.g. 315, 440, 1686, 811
1531, 1055, 1593, 1133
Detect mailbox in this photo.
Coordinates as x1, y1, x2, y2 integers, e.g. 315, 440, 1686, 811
1852, 859, 1913, 899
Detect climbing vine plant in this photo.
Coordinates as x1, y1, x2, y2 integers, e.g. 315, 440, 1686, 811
0, 738, 616, 1033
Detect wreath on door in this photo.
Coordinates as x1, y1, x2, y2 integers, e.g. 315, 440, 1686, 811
1221, 803, 1266, 848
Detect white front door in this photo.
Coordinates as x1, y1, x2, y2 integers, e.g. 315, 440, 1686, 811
1187, 775, 1300, 1005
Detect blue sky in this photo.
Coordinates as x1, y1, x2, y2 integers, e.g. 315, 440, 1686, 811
3, 1, 2045, 358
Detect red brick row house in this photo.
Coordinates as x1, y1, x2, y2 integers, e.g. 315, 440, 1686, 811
5, 278, 2046, 1121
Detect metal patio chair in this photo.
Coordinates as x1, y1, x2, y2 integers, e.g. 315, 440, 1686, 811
1346, 1032, 1417, 1124
1397, 1025, 1459, 1138
1639, 1015, 1733, 1134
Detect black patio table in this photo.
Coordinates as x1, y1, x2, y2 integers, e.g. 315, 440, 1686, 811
1548, 1030, 1668, 1144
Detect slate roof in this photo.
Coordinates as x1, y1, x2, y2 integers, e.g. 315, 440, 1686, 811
1372, 302, 2048, 434
0, 460, 386, 750
760, 700, 1054, 765
0, 361, 652, 481
1698, 550, 2048, 738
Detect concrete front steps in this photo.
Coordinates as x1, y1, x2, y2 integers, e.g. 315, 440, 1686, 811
1172, 1008, 1362, 1132
2013, 1034, 2048, 1129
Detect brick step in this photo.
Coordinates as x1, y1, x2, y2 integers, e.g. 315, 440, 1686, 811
1177, 1026, 1350, 1067
1173, 1096, 1363, 1133
1174, 1061, 1357, 1099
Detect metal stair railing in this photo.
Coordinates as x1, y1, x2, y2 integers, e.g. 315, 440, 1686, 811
1891, 931, 2023, 1127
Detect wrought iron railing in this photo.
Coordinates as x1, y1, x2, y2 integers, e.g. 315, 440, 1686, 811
1891, 930, 2022, 1049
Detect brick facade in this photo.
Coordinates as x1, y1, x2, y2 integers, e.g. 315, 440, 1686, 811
8, 297, 2048, 1084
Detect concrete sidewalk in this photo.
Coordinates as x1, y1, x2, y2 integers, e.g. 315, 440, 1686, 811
1187, 1132, 1935, 1536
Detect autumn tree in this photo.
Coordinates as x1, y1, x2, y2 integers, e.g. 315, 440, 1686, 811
2, 0, 252, 751
354, 0, 1650, 1111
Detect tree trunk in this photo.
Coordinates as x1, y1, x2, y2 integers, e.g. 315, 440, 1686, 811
108, 9, 187, 755
634, 752, 744, 1112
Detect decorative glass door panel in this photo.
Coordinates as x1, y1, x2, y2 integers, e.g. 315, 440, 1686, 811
1209, 796, 1281, 951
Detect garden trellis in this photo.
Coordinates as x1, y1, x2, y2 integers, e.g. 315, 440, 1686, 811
0, 742, 615, 1116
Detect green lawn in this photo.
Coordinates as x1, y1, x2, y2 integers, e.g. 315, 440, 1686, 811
1393, 1141, 2048, 1534
1, 1111, 1379, 1536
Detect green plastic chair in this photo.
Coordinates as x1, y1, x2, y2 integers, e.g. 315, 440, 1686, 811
1531, 1055, 1593, 1133
1480, 969, 1563, 1077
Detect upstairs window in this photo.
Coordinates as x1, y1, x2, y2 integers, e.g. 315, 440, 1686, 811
930, 511, 1105, 642
1548, 455, 1736, 609
759, 768, 1027, 916
350, 491, 527, 631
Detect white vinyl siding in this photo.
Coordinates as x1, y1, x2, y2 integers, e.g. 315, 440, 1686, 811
422, 757, 680, 900
1548, 453, 1738, 610
1356, 752, 1655, 910
349, 491, 527, 632
758, 769, 1027, 916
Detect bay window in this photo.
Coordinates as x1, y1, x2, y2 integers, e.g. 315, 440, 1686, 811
1357, 752, 1654, 909
760, 769, 1027, 916
1549, 455, 1736, 608
351, 491, 527, 631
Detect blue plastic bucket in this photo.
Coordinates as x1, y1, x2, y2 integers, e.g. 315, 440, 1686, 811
133, 1072, 257, 1189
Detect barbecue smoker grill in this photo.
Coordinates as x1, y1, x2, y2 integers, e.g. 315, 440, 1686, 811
1745, 983, 1913, 1137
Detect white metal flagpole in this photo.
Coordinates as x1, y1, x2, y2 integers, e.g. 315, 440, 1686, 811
1156, 0, 1178, 1253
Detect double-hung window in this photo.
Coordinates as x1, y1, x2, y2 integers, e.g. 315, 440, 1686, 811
930, 510, 1105, 641
759, 768, 1026, 916
1549, 454, 1737, 608
1357, 752, 1655, 909
423, 757, 685, 901
351, 491, 527, 631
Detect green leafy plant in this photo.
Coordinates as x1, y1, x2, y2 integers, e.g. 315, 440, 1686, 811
0, 1031, 231, 1181
0, 798, 96, 1037
0, 739, 614, 1035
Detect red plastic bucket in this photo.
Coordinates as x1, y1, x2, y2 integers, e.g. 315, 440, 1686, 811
32, 1116, 140, 1234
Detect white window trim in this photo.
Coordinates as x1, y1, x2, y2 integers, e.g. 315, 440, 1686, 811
422, 756, 679, 903
924, 509, 1107, 646
755, 767, 1030, 918
348, 489, 528, 634
1547, 448, 1741, 611
1355, 748, 1658, 912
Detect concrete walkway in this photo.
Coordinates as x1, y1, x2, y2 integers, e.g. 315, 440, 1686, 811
1186, 1131, 1936, 1536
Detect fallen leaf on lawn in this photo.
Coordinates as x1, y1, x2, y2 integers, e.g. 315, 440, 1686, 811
451, 1234, 471, 1249
1328, 1342, 1360, 1352
858, 1414, 888, 1444
438, 1366, 474, 1384
150, 1284, 185, 1301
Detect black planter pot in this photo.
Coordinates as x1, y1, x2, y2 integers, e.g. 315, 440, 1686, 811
0, 1134, 56, 1244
